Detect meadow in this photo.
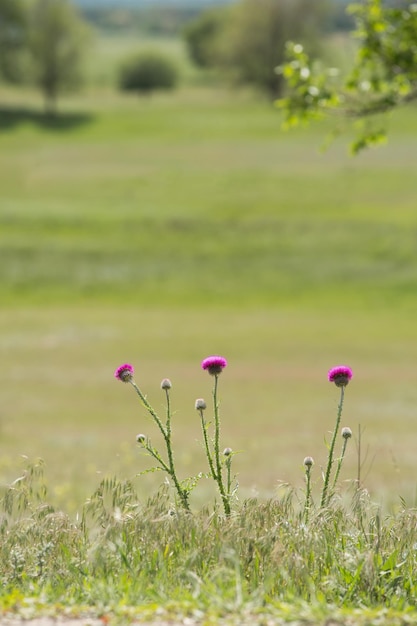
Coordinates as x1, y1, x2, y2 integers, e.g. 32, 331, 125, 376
1, 32, 417, 624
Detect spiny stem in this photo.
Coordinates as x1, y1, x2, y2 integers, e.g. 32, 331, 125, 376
130, 381, 166, 438
132, 381, 190, 511
146, 441, 190, 511
321, 385, 345, 508
165, 387, 171, 439
213, 374, 230, 516
304, 466, 312, 524
163, 387, 176, 479
163, 387, 190, 511
199, 409, 216, 480
145, 445, 171, 473
226, 455, 232, 498
332, 436, 349, 494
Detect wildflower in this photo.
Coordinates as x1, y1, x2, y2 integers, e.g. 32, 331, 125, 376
195, 398, 207, 411
304, 456, 314, 468
328, 365, 353, 387
342, 427, 352, 439
223, 447, 232, 456
136, 433, 146, 444
201, 355, 227, 376
114, 363, 134, 383
161, 378, 172, 390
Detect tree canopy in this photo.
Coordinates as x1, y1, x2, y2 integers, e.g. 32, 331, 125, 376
0, 0, 90, 115
28, 0, 90, 115
0, 0, 27, 82
184, 0, 329, 98
278, 0, 417, 153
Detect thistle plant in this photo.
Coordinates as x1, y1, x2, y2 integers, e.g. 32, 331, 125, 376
303, 456, 314, 524
198, 355, 232, 516
114, 359, 352, 517
114, 364, 190, 512
320, 365, 353, 508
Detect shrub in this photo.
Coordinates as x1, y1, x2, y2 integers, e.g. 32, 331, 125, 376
118, 50, 179, 95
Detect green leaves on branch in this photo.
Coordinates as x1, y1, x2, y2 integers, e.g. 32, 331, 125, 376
278, 42, 340, 127
278, 0, 417, 153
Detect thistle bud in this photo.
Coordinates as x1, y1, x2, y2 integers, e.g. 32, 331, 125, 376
136, 433, 146, 444
303, 456, 314, 468
342, 427, 352, 439
195, 398, 207, 411
161, 378, 172, 390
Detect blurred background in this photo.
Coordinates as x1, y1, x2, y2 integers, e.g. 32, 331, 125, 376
1, 0, 417, 513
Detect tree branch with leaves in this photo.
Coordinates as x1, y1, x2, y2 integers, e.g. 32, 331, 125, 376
278, 0, 417, 153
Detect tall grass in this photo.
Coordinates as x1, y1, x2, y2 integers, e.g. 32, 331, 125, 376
1, 457, 417, 624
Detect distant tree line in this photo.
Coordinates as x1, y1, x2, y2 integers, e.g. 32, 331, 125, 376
81, 1, 355, 37
82, 6, 204, 36
0, 0, 334, 107
1, 0, 415, 128
183, 0, 330, 98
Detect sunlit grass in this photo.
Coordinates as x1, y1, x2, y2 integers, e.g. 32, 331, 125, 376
1, 86, 417, 310
2, 458, 417, 625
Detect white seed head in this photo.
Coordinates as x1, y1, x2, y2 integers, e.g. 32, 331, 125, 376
136, 433, 146, 444
161, 378, 172, 390
303, 456, 314, 468
195, 398, 207, 411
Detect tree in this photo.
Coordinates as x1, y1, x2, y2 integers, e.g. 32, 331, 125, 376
279, 0, 417, 153
0, 0, 27, 83
27, 0, 90, 116
216, 0, 329, 98
118, 51, 179, 96
183, 7, 228, 69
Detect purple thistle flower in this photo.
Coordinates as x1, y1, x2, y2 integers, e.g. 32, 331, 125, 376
328, 365, 353, 387
201, 355, 227, 376
114, 363, 134, 383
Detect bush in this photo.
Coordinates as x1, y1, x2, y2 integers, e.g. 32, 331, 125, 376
118, 50, 179, 95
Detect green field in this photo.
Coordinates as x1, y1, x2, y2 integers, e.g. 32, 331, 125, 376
2, 29, 417, 625
1, 57, 417, 515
